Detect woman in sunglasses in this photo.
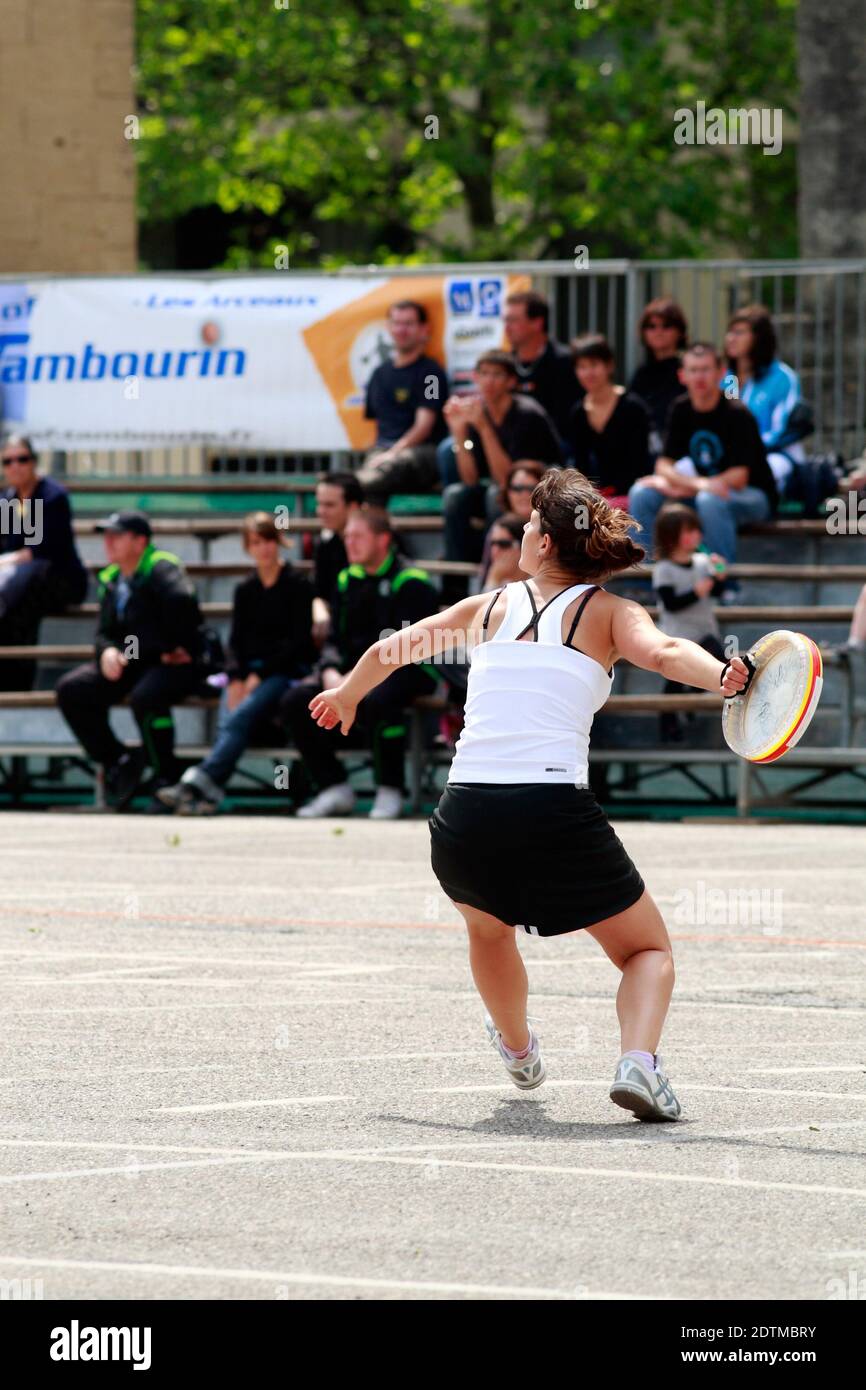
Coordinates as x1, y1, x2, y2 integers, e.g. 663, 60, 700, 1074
628, 298, 689, 455
0, 436, 88, 690
478, 461, 544, 587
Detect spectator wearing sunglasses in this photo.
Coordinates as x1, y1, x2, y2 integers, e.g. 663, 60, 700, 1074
628, 299, 689, 454
478, 462, 544, 587
484, 514, 529, 587
0, 435, 88, 690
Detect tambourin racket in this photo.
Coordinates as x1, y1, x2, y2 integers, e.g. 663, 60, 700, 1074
721, 629, 823, 763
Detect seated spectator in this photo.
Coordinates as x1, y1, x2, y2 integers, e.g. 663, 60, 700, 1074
482, 512, 529, 588
504, 289, 582, 443
628, 299, 689, 452
56, 511, 204, 810
628, 343, 778, 576
441, 350, 562, 585
652, 503, 726, 742
281, 505, 438, 821
568, 334, 651, 505
356, 300, 449, 503
724, 303, 804, 493
436, 290, 581, 487
311, 471, 364, 645
0, 435, 88, 691
478, 462, 544, 587
156, 513, 316, 814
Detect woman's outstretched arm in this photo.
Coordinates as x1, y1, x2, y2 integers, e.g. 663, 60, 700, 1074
308, 593, 485, 734
610, 597, 749, 695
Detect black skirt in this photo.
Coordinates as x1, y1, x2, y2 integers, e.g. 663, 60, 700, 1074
429, 782, 645, 937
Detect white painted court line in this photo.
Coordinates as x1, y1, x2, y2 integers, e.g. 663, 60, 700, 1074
746, 1066, 866, 1075
701, 981, 863, 990
154, 1095, 355, 1114
423, 1079, 866, 1101
0, 1255, 644, 1301
1, 1126, 862, 1162
513, 994, 866, 1016
8, 965, 402, 987
0, 1148, 864, 1201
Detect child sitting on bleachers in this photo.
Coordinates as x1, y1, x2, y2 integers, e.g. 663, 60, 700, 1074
653, 503, 727, 743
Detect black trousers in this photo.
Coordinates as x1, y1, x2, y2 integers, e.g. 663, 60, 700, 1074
0, 562, 85, 692
56, 660, 201, 780
282, 665, 437, 793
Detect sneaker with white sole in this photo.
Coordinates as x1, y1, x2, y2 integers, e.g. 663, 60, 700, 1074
368, 786, 403, 820
296, 782, 356, 818
483, 1012, 546, 1090
609, 1052, 681, 1122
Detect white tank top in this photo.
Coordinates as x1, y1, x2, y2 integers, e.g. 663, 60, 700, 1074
447, 580, 614, 786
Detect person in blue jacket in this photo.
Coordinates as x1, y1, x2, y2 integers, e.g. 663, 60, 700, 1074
724, 305, 804, 495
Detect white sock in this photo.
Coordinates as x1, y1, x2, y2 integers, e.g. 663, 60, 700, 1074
501, 1031, 533, 1059
624, 1048, 657, 1071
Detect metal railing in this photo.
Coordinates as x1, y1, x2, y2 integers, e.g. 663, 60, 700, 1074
4, 258, 861, 477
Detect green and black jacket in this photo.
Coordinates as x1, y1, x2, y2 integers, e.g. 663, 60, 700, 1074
322, 546, 439, 679
95, 544, 203, 665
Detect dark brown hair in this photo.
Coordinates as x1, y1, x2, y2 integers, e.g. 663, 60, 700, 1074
654, 503, 703, 558
505, 290, 550, 331
317, 471, 364, 506
353, 503, 393, 538
475, 349, 519, 379
570, 333, 616, 369
2, 433, 37, 462
639, 297, 688, 352
726, 303, 777, 378
530, 468, 645, 580
498, 460, 546, 510
488, 511, 526, 546
388, 299, 428, 324
243, 510, 286, 550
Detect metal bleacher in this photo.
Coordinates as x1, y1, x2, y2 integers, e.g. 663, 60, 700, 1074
1, 475, 866, 818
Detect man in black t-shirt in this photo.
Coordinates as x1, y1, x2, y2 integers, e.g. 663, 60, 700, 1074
441, 350, 562, 575
504, 290, 583, 443
628, 342, 777, 568
356, 300, 449, 503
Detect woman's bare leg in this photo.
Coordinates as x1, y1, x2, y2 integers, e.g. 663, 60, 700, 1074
452, 900, 530, 1052
584, 890, 674, 1054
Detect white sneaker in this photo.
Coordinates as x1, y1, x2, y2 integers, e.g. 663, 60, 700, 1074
483, 1012, 546, 1090
368, 786, 403, 820
296, 782, 356, 818
610, 1052, 682, 1122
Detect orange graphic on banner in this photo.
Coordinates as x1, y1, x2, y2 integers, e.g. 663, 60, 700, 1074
303, 274, 530, 449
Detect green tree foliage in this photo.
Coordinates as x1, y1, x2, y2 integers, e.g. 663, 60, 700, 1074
136, 0, 798, 268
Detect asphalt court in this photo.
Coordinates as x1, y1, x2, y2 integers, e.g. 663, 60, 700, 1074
0, 812, 864, 1301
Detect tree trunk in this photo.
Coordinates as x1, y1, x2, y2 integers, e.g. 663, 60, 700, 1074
797, 2, 866, 257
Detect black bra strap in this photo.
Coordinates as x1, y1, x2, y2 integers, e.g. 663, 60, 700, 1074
481, 586, 506, 640
514, 580, 577, 642
565, 585, 601, 648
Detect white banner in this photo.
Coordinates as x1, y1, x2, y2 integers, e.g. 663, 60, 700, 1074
0, 273, 526, 452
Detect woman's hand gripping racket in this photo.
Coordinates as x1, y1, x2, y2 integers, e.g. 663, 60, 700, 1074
721, 630, 824, 763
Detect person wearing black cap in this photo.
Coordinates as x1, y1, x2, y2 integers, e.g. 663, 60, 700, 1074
0, 435, 88, 691
56, 511, 204, 809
